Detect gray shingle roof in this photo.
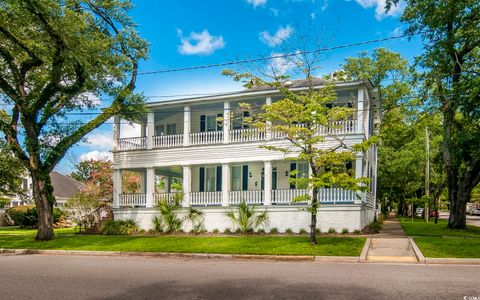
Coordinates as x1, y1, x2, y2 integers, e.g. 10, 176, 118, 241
50, 171, 83, 198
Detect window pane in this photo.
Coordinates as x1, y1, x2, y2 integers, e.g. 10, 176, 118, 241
231, 166, 241, 191
297, 162, 309, 189
166, 124, 176, 135
206, 115, 217, 132
206, 167, 216, 192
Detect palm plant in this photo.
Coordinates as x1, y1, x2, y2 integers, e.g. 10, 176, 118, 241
226, 200, 269, 234
153, 193, 205, 233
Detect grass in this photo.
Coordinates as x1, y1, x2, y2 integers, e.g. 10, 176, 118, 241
0, 227, 365, 256
398, 216, 480, 258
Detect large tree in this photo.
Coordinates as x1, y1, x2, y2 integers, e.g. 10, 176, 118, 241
387, 0, 480, 229
0, 141, 27, 206
0, 0, 147, 240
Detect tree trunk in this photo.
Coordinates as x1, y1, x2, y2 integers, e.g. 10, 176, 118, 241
448, 186, 470, 230
310, 187, 318, 245
30, 168, 55, 240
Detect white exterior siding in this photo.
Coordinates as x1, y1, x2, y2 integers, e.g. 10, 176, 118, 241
113, 80, 380, 231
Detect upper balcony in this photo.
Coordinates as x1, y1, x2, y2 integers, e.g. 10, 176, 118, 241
113, 80, 379, 152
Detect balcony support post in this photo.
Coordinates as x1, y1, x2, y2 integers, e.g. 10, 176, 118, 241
222, 163, 230, 206
265, 97, 272, 140
146, 112, 154, 149
355, 153, 365, 204
182, 165, 191, 207
183, 105, 191, 146
264, 161, 272, 206
357, 88, 364, 133
146, 167, 155, 208
113, 169, 122, 208
223, 102, 230, 144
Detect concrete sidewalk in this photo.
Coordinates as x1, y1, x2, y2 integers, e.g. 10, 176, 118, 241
366, 214, 418, 263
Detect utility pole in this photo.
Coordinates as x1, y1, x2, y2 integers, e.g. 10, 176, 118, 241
425, 127, 430, 223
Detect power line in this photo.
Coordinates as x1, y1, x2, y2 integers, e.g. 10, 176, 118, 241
137, 32, 424, 75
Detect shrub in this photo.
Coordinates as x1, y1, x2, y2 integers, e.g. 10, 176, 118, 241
65, 193, 102, 232
212, 228, 219, 234
285, 228, 293, 235
152, 216, 164, 233
223, 228, 232, 234
315, 228, 321, 234
269, 227, 278, 234
364, 220, 383, 234
299, 228, 307, 234
5, 205, 63, 228
353, 229, 361, 235
256, 228, 265, 234
153, 193, 205, 233
328, 228, 336, 234
342, 228, 349, 235
226, 201, 269, 234
100, 219, 139, 235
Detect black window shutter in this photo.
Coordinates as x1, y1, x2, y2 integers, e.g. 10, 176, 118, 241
216, 166, 222, 191
217, 113, 223, 131
289, 163, 296, 189
243, 111, 250, 129
200, 115, 206, 132
242, 165, 249, 191
199, 167, 205, 192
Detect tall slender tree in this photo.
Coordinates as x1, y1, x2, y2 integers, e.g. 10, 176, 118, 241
0, 0, 147, 240
387, 0, 480, 229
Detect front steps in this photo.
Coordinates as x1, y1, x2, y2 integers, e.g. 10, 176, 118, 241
366, 238, 418, 263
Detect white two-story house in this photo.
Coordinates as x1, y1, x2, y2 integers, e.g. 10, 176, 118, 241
112, 79, 380, 232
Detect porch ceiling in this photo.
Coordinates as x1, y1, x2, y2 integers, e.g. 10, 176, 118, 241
155, 165, 183, 177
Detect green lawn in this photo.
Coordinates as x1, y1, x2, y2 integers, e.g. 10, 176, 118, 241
0, 227, 365, 256
398, 216, 480, 258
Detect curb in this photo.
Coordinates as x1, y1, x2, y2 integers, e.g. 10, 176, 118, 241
408, 238, 425, 264
425, 258, 480, 265
0, 248, 354, 262
359, 237, 371, 262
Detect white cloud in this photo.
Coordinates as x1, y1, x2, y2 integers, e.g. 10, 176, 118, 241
80, 150, 112, 162
354, 0, 405, 20
310, 12, 316, 19
321, 0, 328, 11
246, 0, 267, 7
81, 132, 113, 150
177, 29, 225, 55
270, 8, 280, 16
389, 26, 403, 37
259, 25, 294, 47
268, 52, 297, 76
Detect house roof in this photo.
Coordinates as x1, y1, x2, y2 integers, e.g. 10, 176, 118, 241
145, 79, 375, 109
50, 171, 83, 199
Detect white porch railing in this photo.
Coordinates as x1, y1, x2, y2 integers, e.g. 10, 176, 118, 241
118, 137, 146, 151
316, 120, 357, 135
153, 192, 178, 206
120, 193, 146, 207
190, 191, 222, 206
317, 188, 357, 204
229, 190, 263, 205
272, 189, 309, 205
229, 128, 265, 143
190, 131, 223, 145
153, 134, 183, 149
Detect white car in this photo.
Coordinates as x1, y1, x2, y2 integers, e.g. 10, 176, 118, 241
472, 208, 480, 216
415, 208, 424, 217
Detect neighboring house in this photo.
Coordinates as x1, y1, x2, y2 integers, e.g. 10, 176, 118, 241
112, 79, 380, 232
9, 171, 82, 208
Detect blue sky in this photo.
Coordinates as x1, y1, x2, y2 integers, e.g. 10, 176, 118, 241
59, 0, 422, 173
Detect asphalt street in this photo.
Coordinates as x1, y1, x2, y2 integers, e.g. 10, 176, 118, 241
439, 212, 480, 227
1, 254, 479, 300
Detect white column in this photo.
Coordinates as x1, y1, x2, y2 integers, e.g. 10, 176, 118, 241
146, 167, 155, 208
223, 101, 230, 144
182, 165, 191, 207
355, 153, 365, 204
139, 170, 146, 193
146, 112, 154, 149
113, 169, 122, 208
357, 88, 364, 134
183, 105, 191, 146
308, 162, 314, 204
113, 115, 120, 151
264, 161, 272, 206
222, 163, 230, 206
265, 97, 272, 140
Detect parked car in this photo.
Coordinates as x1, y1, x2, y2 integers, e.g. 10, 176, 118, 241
415, 208, 424, 217
472, 208, 480, 216
422, 209, 439, 218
